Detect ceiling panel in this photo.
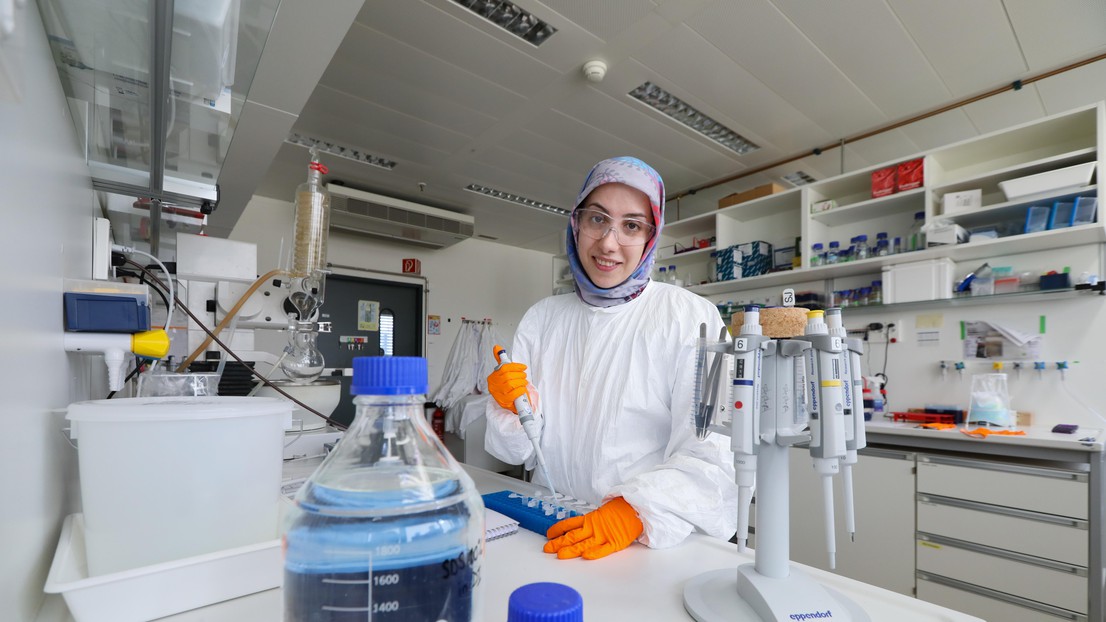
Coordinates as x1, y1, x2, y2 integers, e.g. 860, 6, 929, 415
300, 87, 473, 156
686, 0, 886, 138
888, 0, 1026, 96
324, 23, 527, 120
319, 59, 500, 140
1037, 59, 1106, 115
769, 0, 950, 119
551, 88, 745, 179
1003, 0, 1106, 70
539, 0, 660, 41
897, 108, 978, 153
356, 0, 561, 96
629, 25, 832, 154
842, 129, 920, 172
475, 142, 584, 203
961, 86, 1046, 135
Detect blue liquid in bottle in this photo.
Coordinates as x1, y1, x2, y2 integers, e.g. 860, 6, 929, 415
283, 357, 484, 621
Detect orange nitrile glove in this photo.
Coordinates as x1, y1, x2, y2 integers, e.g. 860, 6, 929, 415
487, 362, 529, 412
543, 497, 643, 560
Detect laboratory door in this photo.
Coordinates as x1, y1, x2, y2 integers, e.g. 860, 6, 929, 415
317, 273, 423, 427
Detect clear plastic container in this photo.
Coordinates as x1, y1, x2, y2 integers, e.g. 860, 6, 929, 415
1073, 196, 1098, 226
66, 397, 290, 576
892, 236, 902, 255
283, 357, 484, 621
908, 211, 926, 251
1048, 201, 1075, 230
1024, 205, 1051, 233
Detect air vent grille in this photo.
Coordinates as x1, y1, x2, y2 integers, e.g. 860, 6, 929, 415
329, 192, 475, 248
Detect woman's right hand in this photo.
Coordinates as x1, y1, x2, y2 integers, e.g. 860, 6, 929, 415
487, 363, 529, 412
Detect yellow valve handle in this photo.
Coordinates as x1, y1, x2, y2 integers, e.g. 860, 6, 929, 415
131, 329, 170, 359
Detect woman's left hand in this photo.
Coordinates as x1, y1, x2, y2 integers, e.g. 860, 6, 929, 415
543, 497, 643, 560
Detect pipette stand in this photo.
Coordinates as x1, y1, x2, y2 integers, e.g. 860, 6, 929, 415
684, 317, 870, 622
684, 439, 869, 621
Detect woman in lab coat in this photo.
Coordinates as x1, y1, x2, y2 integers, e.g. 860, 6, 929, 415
485, 156, 738, 560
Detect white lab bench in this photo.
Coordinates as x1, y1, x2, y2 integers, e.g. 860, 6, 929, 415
40, 462, 983, 622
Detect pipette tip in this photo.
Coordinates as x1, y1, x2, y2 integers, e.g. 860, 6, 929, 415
828, 552, 836, 570
737, 538, 747, 553
850, 532, 855, 543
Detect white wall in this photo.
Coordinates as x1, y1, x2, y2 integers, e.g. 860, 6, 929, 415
229, 195, 553, 390
0, 3, 98, 619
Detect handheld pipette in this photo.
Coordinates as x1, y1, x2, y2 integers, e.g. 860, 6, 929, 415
731, 307, 765, 552
493, 346, 556, 499
799, 310, 847, 569
826, 308, 866, 544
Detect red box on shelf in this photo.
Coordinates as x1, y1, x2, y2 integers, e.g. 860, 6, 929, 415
897, 158, 924, 191
871, 166, 897, 198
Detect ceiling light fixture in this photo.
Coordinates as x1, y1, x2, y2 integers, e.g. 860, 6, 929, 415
782, 171, 817, 186
286, 133, 397, 170
451, 0, 557, 46
629, 82, 760, 156
464, 183, 569, 216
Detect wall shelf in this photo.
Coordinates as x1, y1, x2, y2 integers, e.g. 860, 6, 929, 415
812, 187, 926, 227
837, 286, 1099, 314
665, 102, 1105, 304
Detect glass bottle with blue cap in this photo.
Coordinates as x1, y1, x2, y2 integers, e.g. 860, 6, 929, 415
283, 356, 484, 621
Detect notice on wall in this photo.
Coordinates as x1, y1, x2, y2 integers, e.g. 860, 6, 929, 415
916, 313, 942, 347
961, 319, 1042, 360
358, 300, 380, 331
427, 315, 441, 335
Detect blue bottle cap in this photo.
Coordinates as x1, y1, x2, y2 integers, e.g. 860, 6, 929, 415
351, 356, 428, 395
508, 582, 583, 622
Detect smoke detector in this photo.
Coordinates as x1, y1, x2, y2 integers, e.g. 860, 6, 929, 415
582, 60, 607, 83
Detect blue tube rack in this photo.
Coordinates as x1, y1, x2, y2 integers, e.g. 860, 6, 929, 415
482, 490, 582, 536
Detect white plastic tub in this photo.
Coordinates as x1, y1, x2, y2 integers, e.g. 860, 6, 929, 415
44, 514, 281, 622
66, 396, 290, 576
998, 162, 1096, 201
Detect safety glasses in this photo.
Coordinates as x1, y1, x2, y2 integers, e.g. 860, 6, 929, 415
572, 208, 655, 246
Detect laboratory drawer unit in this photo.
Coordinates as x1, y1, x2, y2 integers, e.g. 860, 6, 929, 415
916, 454, 1088, 519
915, 453, 1092, 619
916, 493, 1088, 566
916, 532, 1087, 614
917, 572, 1088, 622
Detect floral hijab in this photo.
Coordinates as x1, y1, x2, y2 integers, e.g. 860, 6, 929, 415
566, 157, 665, 307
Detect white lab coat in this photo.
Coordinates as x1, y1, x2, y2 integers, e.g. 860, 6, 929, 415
485, 282, 738, 548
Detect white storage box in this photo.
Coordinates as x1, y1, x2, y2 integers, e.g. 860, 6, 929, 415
998, 162, 1096, 201
66, 396, 290, 576
882, 258, 955, 304
941, 189, 981, 215
44, 514, 280, 622
927, 223, 969, 246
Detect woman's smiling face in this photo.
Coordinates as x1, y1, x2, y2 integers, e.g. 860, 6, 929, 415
573, 182, 654, 289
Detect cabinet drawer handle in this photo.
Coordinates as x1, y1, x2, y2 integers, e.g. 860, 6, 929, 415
917, 571, 1086, 621
917, 493, 1088, 529
919, 455, 1088, 482
918, 532, 1087, 576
